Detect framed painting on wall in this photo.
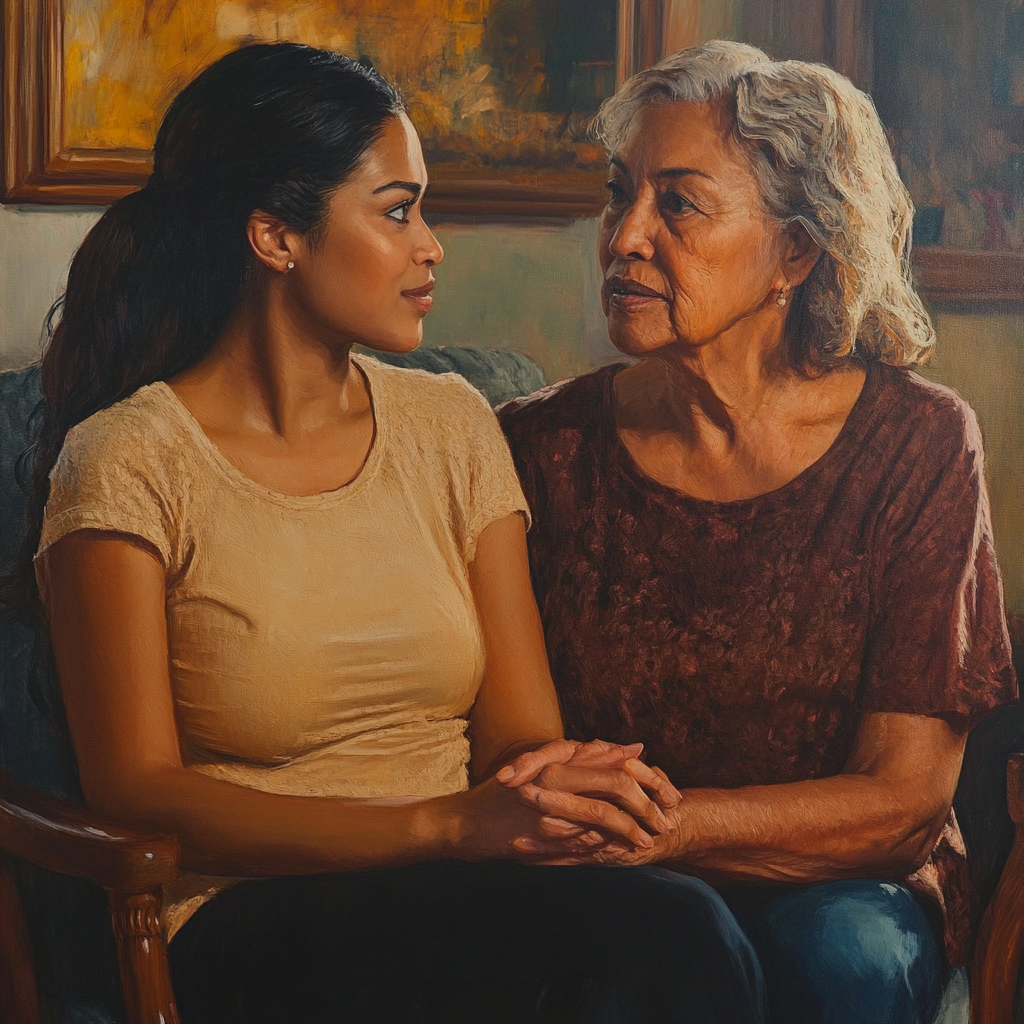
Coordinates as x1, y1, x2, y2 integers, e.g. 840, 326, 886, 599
3, 0, 671, 216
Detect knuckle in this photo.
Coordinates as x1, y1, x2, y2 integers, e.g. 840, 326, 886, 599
605, 808, 631, 831
520, 784, 541, 806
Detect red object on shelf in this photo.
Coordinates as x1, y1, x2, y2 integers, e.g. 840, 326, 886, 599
969, 189, 1015, 250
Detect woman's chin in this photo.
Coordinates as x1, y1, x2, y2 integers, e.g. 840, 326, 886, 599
358, 329, 424, 356
607, 326, 679, 358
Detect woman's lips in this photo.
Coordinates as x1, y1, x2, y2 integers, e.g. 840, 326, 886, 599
604, 278, 667, 312
402, 280, 435, 315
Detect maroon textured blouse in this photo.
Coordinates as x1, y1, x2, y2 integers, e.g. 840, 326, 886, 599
499, 360, 1016, 966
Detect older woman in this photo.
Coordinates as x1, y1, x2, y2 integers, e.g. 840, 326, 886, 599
498, 41, 1016, 1024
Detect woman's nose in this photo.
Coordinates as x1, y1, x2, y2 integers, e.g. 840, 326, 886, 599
417, 224, 444, 267
608, 200, 655, 262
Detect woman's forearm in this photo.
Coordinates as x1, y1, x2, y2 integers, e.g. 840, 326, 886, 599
100, 751, 641, 877
665, 773, 945, 883
515, 713, 967, 879
661, 712, 967, 882
100, 764, 462, 876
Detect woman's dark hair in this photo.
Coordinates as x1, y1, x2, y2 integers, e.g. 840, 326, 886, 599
1, 43, 404, 623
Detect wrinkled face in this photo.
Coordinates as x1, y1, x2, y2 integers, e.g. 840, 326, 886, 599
599, 100, 789, 357
289, 112, 443, 353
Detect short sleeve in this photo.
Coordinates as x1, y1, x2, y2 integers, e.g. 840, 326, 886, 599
860, 399, 1016, 722
446, 380, 530, 564
496, 396, 540, 527
36, 407, 177, 581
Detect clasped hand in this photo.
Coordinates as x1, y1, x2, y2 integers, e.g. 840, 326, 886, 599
496, 739, 682, 865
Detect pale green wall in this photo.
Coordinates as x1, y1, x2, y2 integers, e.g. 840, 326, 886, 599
425, 217, 619, 383
0, 206, 617, 383
0, 205, 102, 368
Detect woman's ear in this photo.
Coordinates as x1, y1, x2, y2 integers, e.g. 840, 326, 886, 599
247, 211, 298, 274
783, 220, 822, 287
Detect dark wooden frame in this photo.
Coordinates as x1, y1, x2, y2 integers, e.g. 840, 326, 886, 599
913, 248, 1024, 307
1, 0, 670, 217
972, 751, 1024, 1024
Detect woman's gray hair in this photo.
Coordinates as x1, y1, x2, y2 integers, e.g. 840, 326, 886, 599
593, 40, 935, 369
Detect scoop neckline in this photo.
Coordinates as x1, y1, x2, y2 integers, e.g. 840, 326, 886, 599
152, 353, 387, 508
606, 359, 878, 514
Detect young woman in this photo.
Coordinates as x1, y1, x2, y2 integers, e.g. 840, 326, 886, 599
3, 44, 767, 1024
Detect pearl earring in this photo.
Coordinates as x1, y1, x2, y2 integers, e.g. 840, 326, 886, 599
776, 286, 788, 307
286, 261, 295, 271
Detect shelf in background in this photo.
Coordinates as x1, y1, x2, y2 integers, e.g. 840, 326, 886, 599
912, 248, 1024, 305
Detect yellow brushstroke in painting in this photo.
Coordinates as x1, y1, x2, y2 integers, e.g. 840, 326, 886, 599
63, 0, 606, 170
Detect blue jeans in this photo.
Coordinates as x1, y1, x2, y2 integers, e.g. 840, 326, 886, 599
724, 878, 946, 1024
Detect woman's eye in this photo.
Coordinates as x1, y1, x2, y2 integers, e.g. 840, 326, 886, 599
605, 181, 628, 205
386, 200, 414, 223
661, 191, 695, 215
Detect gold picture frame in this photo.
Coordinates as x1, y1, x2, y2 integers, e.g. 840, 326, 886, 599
3, 0, 668, 216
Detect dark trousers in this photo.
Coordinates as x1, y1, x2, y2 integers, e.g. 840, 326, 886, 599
168, 860, 766, 1024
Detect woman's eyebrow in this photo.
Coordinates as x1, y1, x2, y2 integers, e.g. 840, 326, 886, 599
372, 180, 423, 197
609, 158, 714, 184
657, 167, 714, 182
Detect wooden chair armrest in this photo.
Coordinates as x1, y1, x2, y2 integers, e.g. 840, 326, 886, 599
0, 771, 177, 892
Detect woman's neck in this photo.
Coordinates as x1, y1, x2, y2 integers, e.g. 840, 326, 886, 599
616, 315, 794, 441
166, 289, 378, 498
613, 326, 867, 502
170, 287, 368, 444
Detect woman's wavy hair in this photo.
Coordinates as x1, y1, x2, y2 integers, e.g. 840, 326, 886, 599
593, 40, 935, 372
1, 43, 404, 624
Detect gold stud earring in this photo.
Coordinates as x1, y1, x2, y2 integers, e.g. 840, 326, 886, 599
776, 286, 788, 307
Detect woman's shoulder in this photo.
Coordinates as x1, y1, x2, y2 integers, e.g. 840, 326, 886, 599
357, 353, 494, 425
356, 355, 516, 489
59, 382, 187, 471
869, 362, 982, 454
43, 384, 189, 567
497, 364, 621, 444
